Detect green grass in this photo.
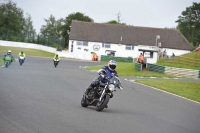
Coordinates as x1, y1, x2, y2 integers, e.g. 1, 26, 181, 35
0, 59, 3, 66
157, 52, 200, 70
86, 62, 176, 78
1, 46, 199, 102
0, 46, 54, 57
183, 52, 200, 58
136, 80, 200, 102
0, 46, 55, 66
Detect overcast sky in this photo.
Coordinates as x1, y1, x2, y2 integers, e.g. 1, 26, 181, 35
3, 0, 199, 34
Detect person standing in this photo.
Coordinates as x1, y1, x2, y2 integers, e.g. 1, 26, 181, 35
138, 53, 144, 64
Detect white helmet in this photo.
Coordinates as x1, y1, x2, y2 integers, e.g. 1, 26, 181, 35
108, 60, 117, 71
7, 50, 11, 55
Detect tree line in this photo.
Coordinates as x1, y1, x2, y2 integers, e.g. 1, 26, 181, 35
0, 1, 199, 49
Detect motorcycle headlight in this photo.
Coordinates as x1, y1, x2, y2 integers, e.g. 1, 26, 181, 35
109, 84, 115, 91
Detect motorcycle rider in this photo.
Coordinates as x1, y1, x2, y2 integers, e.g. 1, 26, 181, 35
53, 53, 60, 65
85, 60, 118, 108
18, 51, 26, 62
3, 50, 15, 63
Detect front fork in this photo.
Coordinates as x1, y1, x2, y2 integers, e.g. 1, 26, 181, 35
99, 85, 113, 101
99, 89, 105, 101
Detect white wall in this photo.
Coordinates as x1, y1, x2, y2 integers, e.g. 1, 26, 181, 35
0, 40, 57, 53
69, 40, 139, 60
0, 40, 190, 62
69, 40, 191, 63
159, 48, 190, 57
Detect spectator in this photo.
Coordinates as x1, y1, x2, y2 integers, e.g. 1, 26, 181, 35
138, 53, 144, 64
163, 49, 166, 58
172, 52, 175, 57
158, 49, 162, 59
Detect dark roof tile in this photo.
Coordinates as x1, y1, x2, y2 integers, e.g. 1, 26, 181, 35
70, 20, 192, 50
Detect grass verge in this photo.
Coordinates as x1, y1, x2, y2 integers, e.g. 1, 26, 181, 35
86, 62, 200, 103
0, 46, 54, 57
136, 80, 200, 102
0, 59, 3, 66
0, 46, 54, 65
157, 52, 200, 70
86, 62, 176, 78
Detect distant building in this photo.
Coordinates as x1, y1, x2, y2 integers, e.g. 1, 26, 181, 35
69, 20, 192, 63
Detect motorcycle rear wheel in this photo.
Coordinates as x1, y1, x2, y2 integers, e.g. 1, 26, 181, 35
81, 95, 88, 107
96, 94, 110, 111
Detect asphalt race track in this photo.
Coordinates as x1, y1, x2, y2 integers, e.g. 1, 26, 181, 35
0, 56, 200, 133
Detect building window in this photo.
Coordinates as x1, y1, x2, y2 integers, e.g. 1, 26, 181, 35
125, 45, 134, 50
143, 52, 153, 58
102, 43, 110, 48
83, 41, 88, 46
77, 41, 88, 46
77, 41, 82, 45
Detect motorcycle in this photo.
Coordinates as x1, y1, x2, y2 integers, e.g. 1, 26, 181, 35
53, 58, 59, 67
81, 75, 123, 111
19, 56, 25, 65
4, 55, 12, 68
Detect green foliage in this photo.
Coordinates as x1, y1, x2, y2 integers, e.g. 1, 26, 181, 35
176, 2, 200, 48
40, 12, 94, 49
40, 14, 61, 37
62, 12, 94, 48
23, 13, 36, 43
106, 20, 119, 24
0, 1, 25, 38
0, 1, 36, 44
105, 20, 126, 25
39, 15, 65, 50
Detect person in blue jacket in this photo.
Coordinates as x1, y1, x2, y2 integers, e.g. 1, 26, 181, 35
85, 60, 118, 105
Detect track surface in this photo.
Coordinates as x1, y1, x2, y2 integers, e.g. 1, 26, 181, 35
0, 57, 200, 133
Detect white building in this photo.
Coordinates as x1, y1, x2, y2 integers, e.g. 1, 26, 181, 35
68, 20, 192, 64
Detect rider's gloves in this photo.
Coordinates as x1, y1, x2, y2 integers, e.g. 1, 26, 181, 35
100, 74, 105, 78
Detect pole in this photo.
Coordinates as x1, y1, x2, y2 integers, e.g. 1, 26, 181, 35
155, 37, 157, 46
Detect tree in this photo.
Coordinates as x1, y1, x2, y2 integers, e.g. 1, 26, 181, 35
62, 12, 94, 48
116, 11, 123, 23
40, 15, 65, 48
105, 12, 126, 25
40, 14, 57, 36
0, 1, 25, 41
23, 13, 36, 43
106, 20, 118, 24
176, 2, 200, 48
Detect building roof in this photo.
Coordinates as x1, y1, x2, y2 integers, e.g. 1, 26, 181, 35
69, 20, 192, 50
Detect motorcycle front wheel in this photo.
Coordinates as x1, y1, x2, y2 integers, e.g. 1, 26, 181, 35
19, 59, 22, 65
96, 94, 110, 111
54, 61, 58, 67
5, 61, 9, 68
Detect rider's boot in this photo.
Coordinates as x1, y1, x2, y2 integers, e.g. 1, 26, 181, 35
105, 104, 108, 108
85, 85, 93, 95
